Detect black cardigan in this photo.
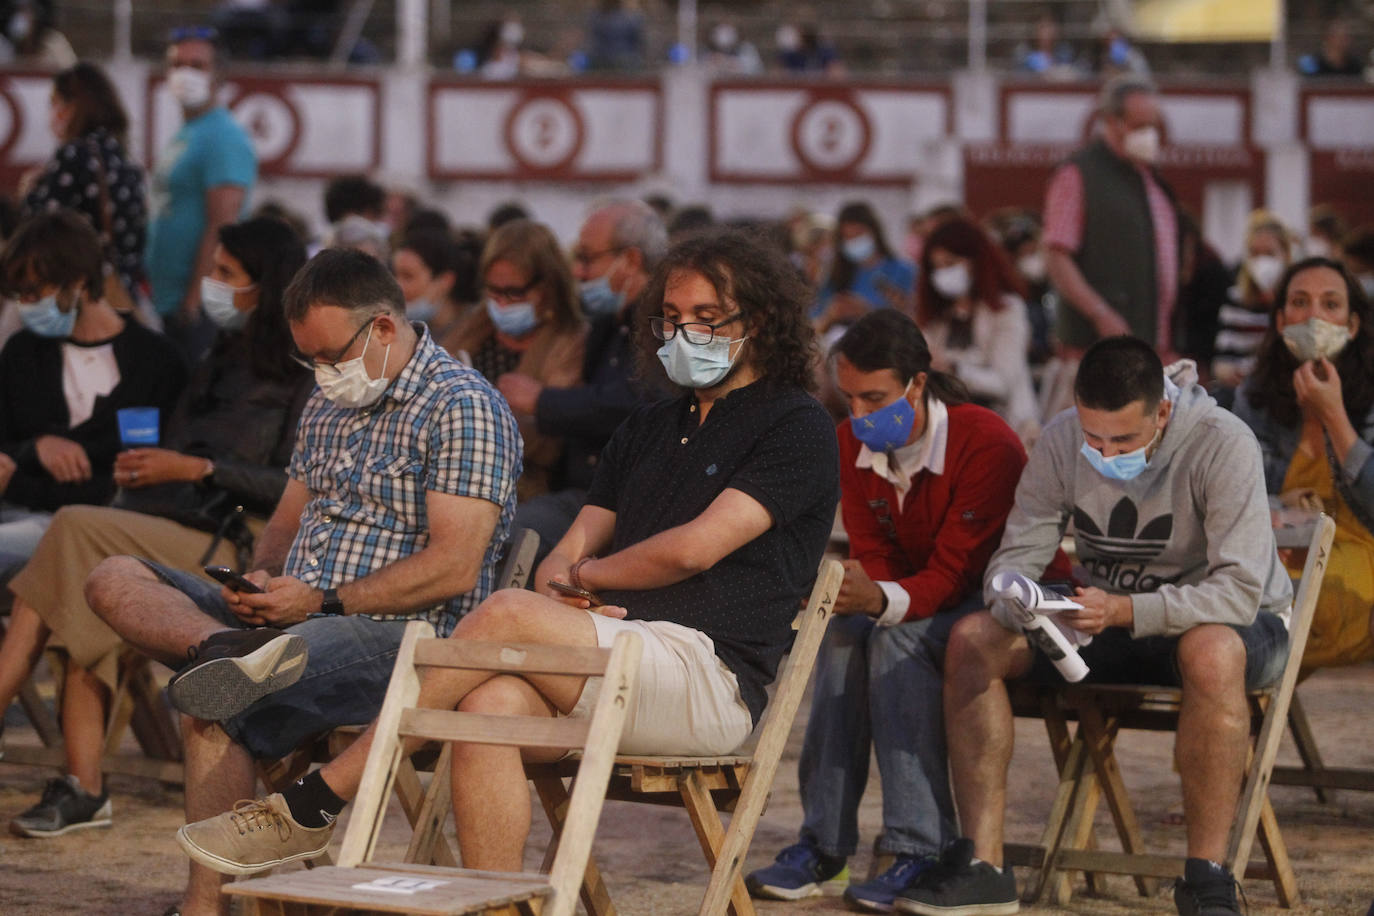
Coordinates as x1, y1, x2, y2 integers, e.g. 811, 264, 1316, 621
0, 320, 186, 512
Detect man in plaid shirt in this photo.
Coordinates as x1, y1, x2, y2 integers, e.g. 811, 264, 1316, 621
86, 248, 521, 916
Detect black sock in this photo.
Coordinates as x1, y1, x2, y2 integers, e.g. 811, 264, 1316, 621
281, 770, 346, 828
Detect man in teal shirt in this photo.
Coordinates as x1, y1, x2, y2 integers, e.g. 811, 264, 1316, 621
146, 27, 256, 355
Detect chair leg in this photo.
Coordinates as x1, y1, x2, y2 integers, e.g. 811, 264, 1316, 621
394, 750, 458, 867
1283, 692, 1330, 804
1252, 794, 1300, 907
1025, 732, 1089, 903
1077, 707, 1156, 899
533, 771, 617, 916
16, 678, 61, 747
678, 769, 753, 916
1046, 747, 1104, 906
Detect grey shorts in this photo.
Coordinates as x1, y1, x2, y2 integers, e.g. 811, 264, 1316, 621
1025, 610, 1290, 691
141, 561, 410, 760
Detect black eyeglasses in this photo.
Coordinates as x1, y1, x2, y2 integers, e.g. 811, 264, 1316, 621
650, 314, 743, 346
484, 277, 541, 303
290, 316, 377, 376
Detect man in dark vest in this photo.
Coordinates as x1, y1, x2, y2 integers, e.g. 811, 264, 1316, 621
1043, 77, 1179, 361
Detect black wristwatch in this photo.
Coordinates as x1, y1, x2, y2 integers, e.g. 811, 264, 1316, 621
320, 587, 344, 616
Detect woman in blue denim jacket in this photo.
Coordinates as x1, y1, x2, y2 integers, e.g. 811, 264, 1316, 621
1232, 257, 1374, 670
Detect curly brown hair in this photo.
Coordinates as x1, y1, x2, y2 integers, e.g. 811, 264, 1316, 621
636, 228, 819, 393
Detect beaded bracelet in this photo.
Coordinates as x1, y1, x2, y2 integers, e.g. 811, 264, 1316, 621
570, 556, 596, 592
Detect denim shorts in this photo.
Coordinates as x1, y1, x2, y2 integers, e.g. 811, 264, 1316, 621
1025, 610, 1290, 691
141, 561, 411, 760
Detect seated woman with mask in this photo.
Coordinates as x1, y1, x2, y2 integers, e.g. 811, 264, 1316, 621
0, 211, 184, 562
442, 218, 586, 500
0, 216, 311, 838
1232, 257, 1374, 673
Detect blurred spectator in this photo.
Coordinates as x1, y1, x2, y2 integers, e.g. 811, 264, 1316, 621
903, 203, 966, 266
391, 229, 477, 340
488, 201, 530, 231
404, 207, 452, 238
503, 200, 665, 567
324, 214, 388, 261
586, 0, 644, 72
381, 185, 419, 235
667, 204, 714, 241
0, 211, 186, 560
1342, 225, 1374, 300
1213, 211, 1292, 388
211, 0, 289, 61
1171, 211, 1230, 379
776, 16, 841, 74
643, 193, 674, 222
1307, 203, 1348, 259
442, 220, 586, 501
986, 208, 1053, 366
1090, 24, 1150, 77
916, 218, 1039, 443
252, 199, 312, 249
814, 201, 915, 336
786, 207, 835, 291
1299, 19, 1364, 77
704, 19, 762, 74
475, 14, 565, 79
323, 174, 384, 226
1015, 14, 1085, 80
147, 27, 257, 360
22, 63, 147, 309
0, 0, 75, 68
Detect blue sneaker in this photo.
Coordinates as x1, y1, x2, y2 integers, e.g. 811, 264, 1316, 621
845, 854, 938, 912
745, 840, 849, 900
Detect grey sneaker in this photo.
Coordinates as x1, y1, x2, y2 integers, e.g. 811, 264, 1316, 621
1174, 858, 1245, 916
10, 775, 112, 837
167, 628, 308, 720
177, 793, 333, 875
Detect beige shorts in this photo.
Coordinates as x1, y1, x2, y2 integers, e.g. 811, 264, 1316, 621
570, 614, 754, 757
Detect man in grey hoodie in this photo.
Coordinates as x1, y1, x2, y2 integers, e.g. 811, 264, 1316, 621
896, 336, 1292, 916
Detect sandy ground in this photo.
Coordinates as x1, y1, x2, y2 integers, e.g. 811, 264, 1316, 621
1, 662, 1372, 915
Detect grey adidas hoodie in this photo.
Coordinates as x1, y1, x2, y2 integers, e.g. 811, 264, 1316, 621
985, 361, 1293, 637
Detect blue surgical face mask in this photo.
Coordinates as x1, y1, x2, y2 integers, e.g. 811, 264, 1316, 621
851, 381, 916, 453
842, 233, 876, 264
406, 297, 439, 323
18, 293, 77, 339
486, 297, 539, 337
1079, 428, 1161, 481
579, 272, 625, 317
656, 332, 747, 389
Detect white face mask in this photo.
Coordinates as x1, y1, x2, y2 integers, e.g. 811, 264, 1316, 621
1017, 252, 1046, 283
1246, 255, 1285, 294
1281, 317, 1352, 363
201, 276, 256, 330
167, 66, 212, 109
1122, 125, 1160, 164
1305, 238, 1333, 260
316, 322, 392, 409
931, 262, 972, 299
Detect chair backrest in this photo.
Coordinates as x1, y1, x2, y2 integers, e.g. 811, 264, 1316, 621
1227, 513, 1334, 870
696, 557, 843, 913
336, 622, 641, 916
496, 527, 540, 590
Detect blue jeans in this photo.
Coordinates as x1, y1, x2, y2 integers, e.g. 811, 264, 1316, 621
798, 597, 979, 859
0, 503, 53, 560
142, 561, 410, 760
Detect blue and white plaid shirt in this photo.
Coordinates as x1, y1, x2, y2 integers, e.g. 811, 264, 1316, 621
284, 324, 521, 636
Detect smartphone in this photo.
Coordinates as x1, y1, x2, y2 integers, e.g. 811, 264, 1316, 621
204, 565, 264, 594
546, 578, 600, 604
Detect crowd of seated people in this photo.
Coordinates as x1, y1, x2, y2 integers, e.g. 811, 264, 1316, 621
4, 43, 1374, 916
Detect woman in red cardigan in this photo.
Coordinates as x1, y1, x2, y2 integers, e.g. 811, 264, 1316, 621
748, 308, 1068, 909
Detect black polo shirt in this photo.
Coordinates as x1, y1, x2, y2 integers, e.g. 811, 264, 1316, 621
586, 378, 840, 724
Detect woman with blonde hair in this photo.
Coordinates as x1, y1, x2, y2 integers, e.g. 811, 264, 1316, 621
441, 219, 586, 500
1213, 210, 1293, 387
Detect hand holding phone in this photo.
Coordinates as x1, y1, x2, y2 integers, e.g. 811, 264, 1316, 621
546, 578, 601, 606
204, 565, 264, 594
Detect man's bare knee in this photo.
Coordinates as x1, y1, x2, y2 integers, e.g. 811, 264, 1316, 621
1177, 624, 1246, 697
947, 611, 1025, 685
457, 588, 562, 640
84, 556, 157, 618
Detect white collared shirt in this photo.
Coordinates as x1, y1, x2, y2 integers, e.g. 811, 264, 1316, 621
853, 398, 949, 626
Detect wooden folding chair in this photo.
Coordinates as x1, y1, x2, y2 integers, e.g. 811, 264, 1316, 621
1006, 515, 1335, 908
527, 557, 844, 916
224, 621, 642, 916
253, 527, 543, 872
